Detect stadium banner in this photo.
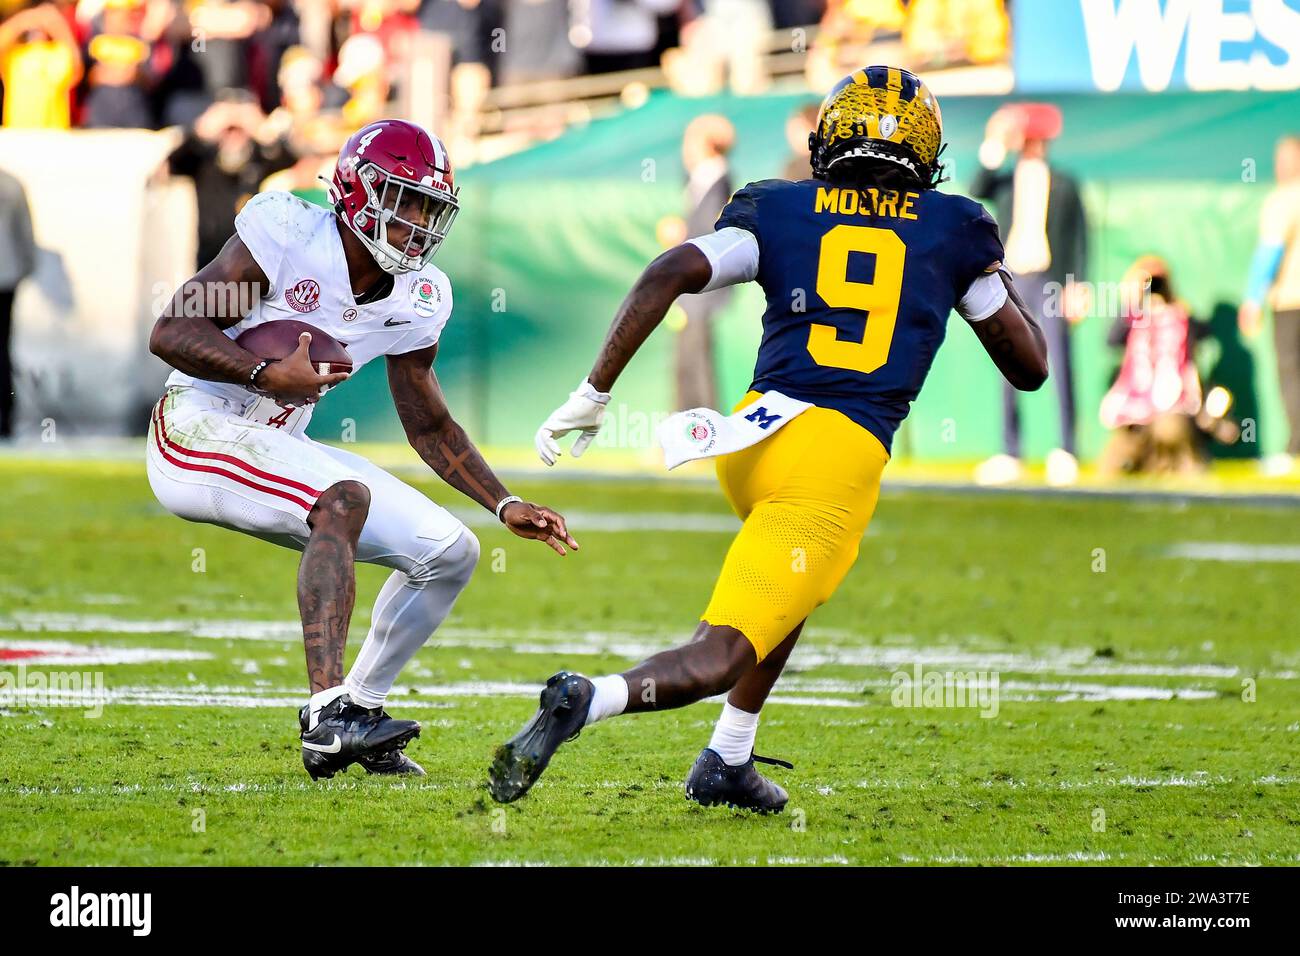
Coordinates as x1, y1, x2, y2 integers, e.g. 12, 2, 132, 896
1013, 0, 1300, 93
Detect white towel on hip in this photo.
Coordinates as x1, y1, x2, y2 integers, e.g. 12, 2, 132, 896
656, 390, 813, 470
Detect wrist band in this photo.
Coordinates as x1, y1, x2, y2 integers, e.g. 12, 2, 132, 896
250, 360, 271, 387
579, 379, 611, 405
495, 495, 523, 522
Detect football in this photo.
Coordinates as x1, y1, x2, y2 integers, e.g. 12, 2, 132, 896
235, 319, 353, 383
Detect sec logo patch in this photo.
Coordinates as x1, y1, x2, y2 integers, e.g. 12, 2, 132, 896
410, 277, 441, 316
286, 279, 321, 313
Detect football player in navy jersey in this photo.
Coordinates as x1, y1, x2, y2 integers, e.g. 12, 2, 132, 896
490, 67, 1049, 811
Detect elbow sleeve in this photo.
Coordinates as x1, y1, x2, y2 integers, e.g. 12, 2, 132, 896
685, 227, 760, 292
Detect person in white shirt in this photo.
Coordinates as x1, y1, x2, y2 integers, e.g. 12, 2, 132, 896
147, 119, 577, 780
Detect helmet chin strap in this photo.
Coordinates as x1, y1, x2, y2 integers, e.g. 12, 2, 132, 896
355, 220, 413, 275
827, 146, 921, 177
371, 247, 411, 275
328, 193, 417, 275
334, 206, 416, 276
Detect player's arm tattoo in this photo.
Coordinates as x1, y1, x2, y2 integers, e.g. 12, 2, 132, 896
588, 243, 713, 392
387, 347, 512, 512
972, 270, 1049, 391
148, 233, 268, 383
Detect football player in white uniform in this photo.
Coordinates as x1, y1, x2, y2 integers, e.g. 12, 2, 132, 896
147, 119, 577, 779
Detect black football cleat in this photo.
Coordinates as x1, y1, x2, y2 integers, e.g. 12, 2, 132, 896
299, 696, 421, 780
358, 748, 426, 777
684, 748, 792, 813
487, 671, 593, 803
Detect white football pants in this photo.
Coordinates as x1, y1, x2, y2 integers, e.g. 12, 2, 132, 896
145, 386, 480, 708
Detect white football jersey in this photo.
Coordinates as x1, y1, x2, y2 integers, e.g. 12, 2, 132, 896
165, 190, 453, 435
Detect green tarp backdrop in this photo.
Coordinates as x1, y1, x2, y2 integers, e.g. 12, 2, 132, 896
305, 89, 1299, 462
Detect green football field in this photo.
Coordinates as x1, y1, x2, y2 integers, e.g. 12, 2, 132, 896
1, 454, 1298, 866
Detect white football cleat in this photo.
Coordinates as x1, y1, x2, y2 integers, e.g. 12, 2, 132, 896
974, 454, 1023, 486
1045, 448, 1079, 487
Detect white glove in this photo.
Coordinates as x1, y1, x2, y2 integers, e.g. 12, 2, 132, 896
535, 380, 611, 466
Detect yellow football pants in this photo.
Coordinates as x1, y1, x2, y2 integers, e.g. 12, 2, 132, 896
701, 393, 889, 662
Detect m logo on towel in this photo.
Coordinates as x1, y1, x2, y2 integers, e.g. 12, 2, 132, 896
744, 406, 782, 430
657, 391, 811, 470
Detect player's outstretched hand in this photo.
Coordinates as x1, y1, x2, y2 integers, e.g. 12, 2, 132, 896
258, 332, 351, 406
534, 380, 610, 465
501, 501, 579, 556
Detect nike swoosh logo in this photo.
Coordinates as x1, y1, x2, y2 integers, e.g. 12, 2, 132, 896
302, 735, 342, 753
384, 318, 411, 327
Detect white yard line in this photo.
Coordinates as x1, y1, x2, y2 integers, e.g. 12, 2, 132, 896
0, 613, 304, 642
1165, 542, 1300, 562
897, 851, 1113, 864
0, 639, 211, 665
0, 677, 1239, 714
7, 773, 1292, 799
2, 613, 1279, 684
857, 774, 1300, 790
474, 855, 852, 867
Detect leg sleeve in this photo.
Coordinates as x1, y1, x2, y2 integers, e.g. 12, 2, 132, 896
344, 530, 480, 709
302, 443, 480, 708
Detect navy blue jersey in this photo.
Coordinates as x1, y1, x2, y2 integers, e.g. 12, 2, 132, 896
716, 178, 1004, 452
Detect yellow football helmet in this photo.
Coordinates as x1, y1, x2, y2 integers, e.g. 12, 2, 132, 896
809, 66, 946, 188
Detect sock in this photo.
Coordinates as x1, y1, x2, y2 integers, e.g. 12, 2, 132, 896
709, 702, 760, 766
343, 531, 478, 710
307, 685, 349, 729
584, 674, 629, 725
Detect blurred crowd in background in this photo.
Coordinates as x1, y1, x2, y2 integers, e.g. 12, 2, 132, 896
0, 0, 1012, 270
0, 0, 1007, 142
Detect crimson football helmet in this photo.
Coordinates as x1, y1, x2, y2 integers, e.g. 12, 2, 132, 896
327, 119, 459, 275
